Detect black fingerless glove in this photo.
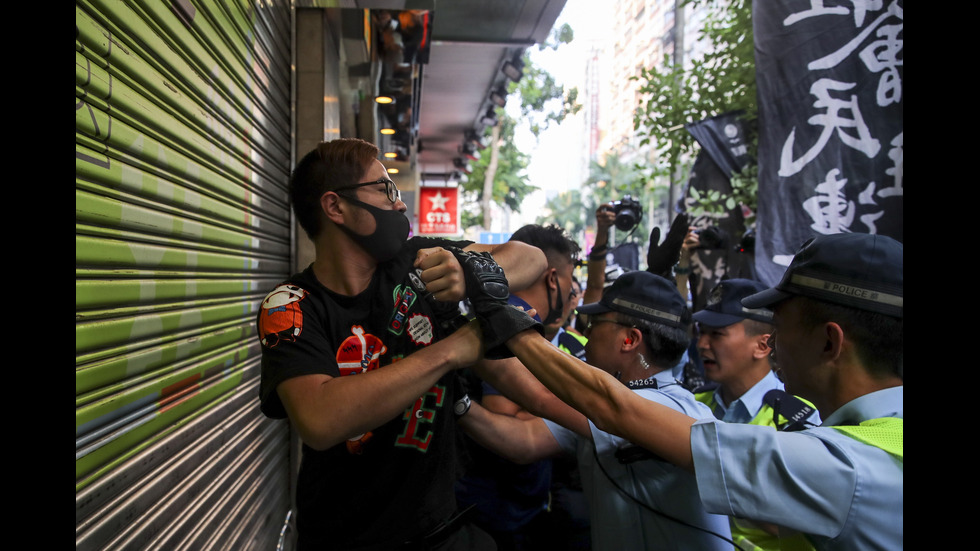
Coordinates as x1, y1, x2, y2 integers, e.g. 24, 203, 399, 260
448, 248, 543, 359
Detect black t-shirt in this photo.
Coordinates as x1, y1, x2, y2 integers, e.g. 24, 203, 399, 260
257, 237, 473, 550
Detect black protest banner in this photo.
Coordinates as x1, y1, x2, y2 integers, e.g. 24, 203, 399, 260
681, 112, 755, 308
685, 110, 755, 179
753, 0, 903, 285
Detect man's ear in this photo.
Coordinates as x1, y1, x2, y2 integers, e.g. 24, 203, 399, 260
753, 333, 772, 360
540, 267, 558, 291
321, 192, 345, 225
822, 322, 845, 361
622, 327, 642, 351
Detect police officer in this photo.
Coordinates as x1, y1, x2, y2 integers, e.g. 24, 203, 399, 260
458, 271, 733, 550
693, 278, 820, 550
492, 232, 903, 551
693, 278, 821, 429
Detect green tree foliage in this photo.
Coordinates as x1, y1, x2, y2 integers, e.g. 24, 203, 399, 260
460, 116, 536, 229
632, 0, 758, 219
583, 153, 643, 209
518, 24, 582, 140
538, 188, 588, 236
582, 152, 663, 244
459, 24, 582, 231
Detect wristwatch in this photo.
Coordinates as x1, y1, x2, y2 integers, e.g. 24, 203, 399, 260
453, 394, 472, 418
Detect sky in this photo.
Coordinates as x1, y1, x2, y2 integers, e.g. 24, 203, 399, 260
508, 0, 614, 230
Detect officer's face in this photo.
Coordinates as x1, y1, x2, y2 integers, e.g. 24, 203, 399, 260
769, 297, 824, 399
697, 321, 761, 386
583, 314, 632, 375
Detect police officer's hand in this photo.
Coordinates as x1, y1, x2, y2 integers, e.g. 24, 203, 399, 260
415, 247, 466, 302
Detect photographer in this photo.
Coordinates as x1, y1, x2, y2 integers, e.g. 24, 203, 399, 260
582, 204, 617, 307
681, 223, 731, 312
583, 196, 645, 305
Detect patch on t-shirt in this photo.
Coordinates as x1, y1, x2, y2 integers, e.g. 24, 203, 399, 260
388, 284, 418, 336
258, 284, 307, 348
336, 325, 388, 376
407, 268, 427, 292
408, 313, 434, 346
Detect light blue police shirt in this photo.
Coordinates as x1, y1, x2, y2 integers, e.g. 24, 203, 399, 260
545, 368, 733, 551
707, 370, 821, 426
691, 386, 903, 551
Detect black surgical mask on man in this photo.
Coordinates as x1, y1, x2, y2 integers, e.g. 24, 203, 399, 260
542, 271, 565, 326
338, 195, 410, 262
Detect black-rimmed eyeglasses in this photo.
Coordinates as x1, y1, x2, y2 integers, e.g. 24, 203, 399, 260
335, 178, 401, 204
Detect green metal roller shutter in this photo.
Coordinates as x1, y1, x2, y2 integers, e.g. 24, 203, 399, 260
75, 1, 293, 549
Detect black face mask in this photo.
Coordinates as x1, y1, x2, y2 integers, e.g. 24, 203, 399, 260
542, 271, 565, 326
338, 195, 410, 262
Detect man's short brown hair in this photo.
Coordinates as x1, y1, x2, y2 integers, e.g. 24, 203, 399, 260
289, 139, 380, 240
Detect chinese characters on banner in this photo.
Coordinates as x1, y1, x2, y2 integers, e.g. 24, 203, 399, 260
753, 0, 903, 285
418, 187, 459, 235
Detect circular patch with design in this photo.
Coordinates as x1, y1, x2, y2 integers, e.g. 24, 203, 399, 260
408, 314, 434, 346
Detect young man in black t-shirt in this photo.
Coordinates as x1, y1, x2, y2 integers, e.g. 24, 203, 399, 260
257, 138, 560, 550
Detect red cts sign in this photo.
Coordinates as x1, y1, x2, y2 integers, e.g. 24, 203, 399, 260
418, 187, 459, 235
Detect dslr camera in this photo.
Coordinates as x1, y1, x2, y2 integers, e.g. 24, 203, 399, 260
692, 225, 729, 250
611, 195, 643, 232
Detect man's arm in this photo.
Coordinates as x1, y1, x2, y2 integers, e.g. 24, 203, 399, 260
277, 320, 483, 451
583, 205, 615, 305
674, 229, 698, 300
414, 241, 546, 303
457, 400, 564, 464
467, 240, 547, 293
506, 329, 698, 471
473, 356, 592, 439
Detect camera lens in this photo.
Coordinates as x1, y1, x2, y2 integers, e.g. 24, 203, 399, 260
614, 210, 637, 232
612, 195, 642, 232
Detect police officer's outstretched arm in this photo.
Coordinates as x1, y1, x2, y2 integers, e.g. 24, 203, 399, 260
453, 241, 695, 466
448, 249, 593, 437
506, 329, 699, 471
456, 400, 565, 465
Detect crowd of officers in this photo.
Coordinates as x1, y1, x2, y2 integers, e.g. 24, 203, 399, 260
256, 138, 903, 551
